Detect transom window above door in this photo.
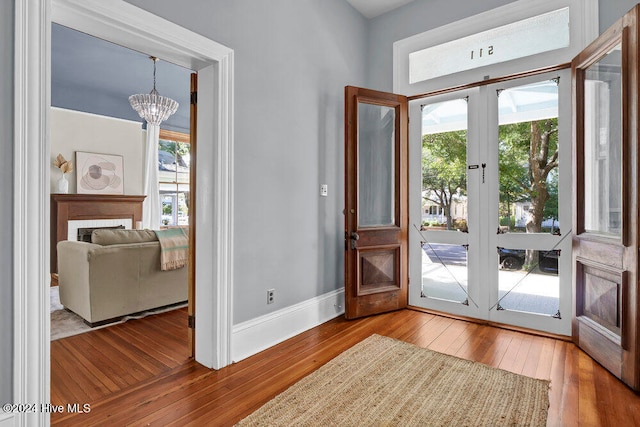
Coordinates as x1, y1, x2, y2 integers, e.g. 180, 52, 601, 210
394, 0, 597, 96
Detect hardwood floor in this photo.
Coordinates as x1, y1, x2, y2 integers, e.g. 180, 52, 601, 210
50, 308, 640, 426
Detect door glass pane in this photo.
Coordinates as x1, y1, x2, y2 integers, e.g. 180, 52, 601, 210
421, 98, 468, 231
422, 243, 469, 303
583, 44, 622, 236
498, 80, 559, 234
497, 247, 559, 316
358, 102, 395, 227
420, 98, 469, 304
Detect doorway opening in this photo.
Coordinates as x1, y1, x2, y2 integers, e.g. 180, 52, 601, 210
408, 69, 572, 336
13, 2, 234, 420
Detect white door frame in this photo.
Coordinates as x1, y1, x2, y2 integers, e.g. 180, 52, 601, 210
408, 70, 572, 336
13, 1, 234, 424
408, 88, 483, 320
486, 70, 572, 335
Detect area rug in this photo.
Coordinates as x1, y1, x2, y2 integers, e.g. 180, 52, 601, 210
50, 286, 187, 341
237, 334, 549, 426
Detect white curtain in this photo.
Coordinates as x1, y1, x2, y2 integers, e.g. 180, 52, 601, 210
142, 123, 161, 230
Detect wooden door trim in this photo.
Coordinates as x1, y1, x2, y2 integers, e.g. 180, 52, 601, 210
188, 73, 197, 357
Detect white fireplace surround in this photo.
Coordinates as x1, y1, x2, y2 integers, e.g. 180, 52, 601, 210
67, 219, 133, 241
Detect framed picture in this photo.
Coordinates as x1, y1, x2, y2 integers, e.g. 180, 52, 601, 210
76, 151, 124, 194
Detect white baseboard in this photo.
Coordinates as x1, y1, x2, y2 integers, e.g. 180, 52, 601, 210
231, 288, 345, 362
0, 413, 15, 427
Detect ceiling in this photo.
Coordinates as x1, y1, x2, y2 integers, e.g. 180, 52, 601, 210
346, 0, 416, 19
51, 23, 192, 133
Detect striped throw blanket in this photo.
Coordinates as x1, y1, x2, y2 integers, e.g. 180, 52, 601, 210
154, 228, 189, 271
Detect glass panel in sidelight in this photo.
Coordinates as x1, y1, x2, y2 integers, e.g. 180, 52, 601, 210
583, 44, 622, 237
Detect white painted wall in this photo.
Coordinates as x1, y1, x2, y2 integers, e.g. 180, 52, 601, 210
50, 107, 145, 195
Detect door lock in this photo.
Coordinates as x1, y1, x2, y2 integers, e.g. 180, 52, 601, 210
350, 232, 360, 250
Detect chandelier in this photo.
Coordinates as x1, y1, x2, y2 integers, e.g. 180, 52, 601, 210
129, 56, 179, 125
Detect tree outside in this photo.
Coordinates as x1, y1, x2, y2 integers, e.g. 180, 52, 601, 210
499, 118, 559, 268
422, 118, 559, 269
498, 118, 559, 233
422, 130, 467, 230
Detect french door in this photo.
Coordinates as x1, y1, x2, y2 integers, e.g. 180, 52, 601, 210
409, 70, 572, 335
572, 5, 640, 391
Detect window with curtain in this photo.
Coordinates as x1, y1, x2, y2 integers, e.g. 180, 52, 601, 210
158, 130, 190, 226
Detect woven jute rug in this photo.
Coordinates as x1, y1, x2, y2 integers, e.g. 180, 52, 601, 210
237, 334, 549, 426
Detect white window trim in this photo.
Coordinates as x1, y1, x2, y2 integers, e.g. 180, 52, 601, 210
393, 0, 598, 96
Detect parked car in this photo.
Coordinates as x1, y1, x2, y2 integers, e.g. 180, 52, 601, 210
498, 248, 559, 273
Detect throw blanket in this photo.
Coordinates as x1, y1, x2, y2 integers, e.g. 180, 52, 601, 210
154, 228, 189, 271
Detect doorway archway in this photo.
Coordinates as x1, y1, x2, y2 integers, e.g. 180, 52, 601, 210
13, 1, 234, 423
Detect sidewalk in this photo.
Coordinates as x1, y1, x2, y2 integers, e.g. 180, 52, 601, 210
421, 257, 560, 315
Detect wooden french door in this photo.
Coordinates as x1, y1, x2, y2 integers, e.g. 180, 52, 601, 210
344, 86, 409, 319
572, 5, 640, 391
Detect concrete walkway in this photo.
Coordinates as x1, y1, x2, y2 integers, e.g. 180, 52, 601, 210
421, 256, 560, 316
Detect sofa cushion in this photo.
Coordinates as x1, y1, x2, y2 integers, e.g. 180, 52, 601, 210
91, 229, 158, 246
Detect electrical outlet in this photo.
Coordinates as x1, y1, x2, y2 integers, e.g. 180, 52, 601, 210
320, 184, 328, 197
267, 289, 275, 304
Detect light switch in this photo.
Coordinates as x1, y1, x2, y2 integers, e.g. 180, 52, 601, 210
320, 184, 328, 197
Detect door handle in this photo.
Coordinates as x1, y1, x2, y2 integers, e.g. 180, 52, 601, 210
350, 232, 359, 250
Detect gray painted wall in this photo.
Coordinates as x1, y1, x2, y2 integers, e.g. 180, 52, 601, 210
124, 0, 369, 323
1, 0, 13, 406
600, 0, 638, 32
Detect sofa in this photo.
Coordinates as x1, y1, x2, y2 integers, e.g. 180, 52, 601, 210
57, 228, 188, 326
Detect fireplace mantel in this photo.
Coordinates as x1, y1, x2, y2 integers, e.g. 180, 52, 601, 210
50, 194, 145, 273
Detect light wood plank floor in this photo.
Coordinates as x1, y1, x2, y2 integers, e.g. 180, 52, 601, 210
50, 308, 640, 426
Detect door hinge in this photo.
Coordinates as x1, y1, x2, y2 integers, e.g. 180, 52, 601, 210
188, 315, 195, 329
190, 91, 198, 105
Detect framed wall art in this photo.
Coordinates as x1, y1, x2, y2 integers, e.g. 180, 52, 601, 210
76, 151, 124, 194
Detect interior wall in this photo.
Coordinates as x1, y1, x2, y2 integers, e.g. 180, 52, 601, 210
0, 0, 13, 406
50, 108, 145, 196
124, 0, 369, 324
600, 0, 639, 32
